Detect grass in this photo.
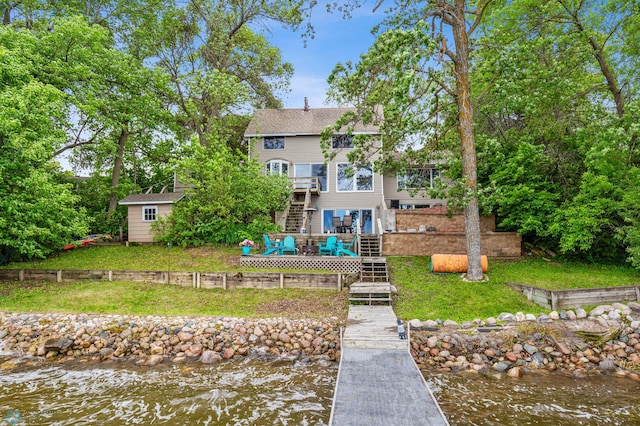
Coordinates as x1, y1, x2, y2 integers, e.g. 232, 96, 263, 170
0, 280, 349, 319
0, 245, 332, 274
1, 247, 639, 322
388, 256, 640, 323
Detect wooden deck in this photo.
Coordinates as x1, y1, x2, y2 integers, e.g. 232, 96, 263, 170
331, 306, 449, 425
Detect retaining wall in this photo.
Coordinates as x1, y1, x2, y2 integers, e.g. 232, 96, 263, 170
507, 282, 640, 310
382, 231, 521, 257
0, 269, 343, 290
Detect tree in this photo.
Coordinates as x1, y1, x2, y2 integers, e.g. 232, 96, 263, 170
154, 140, 291, 246
324, 0, 492, 280
473, 0, 640, 266
0, 24, 89, 260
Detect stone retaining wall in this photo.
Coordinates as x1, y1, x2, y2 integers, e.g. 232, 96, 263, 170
382, 231, 521, 257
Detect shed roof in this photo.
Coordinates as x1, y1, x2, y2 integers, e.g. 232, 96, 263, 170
244, 107, 381, 136
118, 192, 185, 205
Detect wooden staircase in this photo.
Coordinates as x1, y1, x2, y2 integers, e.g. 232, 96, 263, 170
359, 235, 381, 257
349, 258, 391, 305
285, 202, 304, 232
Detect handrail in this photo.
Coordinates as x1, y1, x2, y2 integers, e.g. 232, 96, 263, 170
291, 176, 322, 192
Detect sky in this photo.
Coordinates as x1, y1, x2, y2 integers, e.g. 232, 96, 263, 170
263, 3, 384, 109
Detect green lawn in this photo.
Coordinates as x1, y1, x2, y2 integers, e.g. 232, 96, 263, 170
2, 247, 639, 322
388, 256, 640, 323
0, 280, 349, 319
1, 245, 242, 272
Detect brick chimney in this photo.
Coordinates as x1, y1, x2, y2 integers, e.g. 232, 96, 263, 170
303, 97, 310, 111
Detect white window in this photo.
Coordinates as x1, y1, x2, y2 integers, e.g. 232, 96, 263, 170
266, 160, 289, 176
143, 206, 158, 222
397, 168, 440, 190
337, 163, 373, 192
331, 134, 353, 148
263, 136, 285, 150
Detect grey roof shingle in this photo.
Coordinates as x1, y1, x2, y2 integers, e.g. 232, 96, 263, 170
118, 192, 185, 205
244, 107, 380, 136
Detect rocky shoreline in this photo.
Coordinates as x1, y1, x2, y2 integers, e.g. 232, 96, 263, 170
410, 302, 640, 381
2, 302, 640, 382
0, 312, 342, 368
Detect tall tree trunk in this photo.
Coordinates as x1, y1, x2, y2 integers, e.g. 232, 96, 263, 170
452, 0, 483, 280
108, 127, 129, 213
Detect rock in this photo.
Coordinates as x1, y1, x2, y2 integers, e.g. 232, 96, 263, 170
99, 348, 115, 359
222, 348, 235, 359
515, 312, 526, 322
556, 341, 571, 355
409, 319, 422, 328
44, 337, 72, 352
200, 350, 221, 364
530, 352, 545, 367
443, 320, 458, 328
523, 344, 538, 355
497, 313, 516, 322
566, 311, 577, 320
608, 311, 621, 320
253, 326, 264, 337
512, 343, 523, 354
424, 320, 439, 328
460, 322, 473, 329
278, 332, 291, 344
427, 336, 439, 348
575, 308, 587, 319
537, 314, 552, 323
486, 317, 497, 326
494, 361, 511, 372
506, 352, 519, 362
590, 306, 608, 317
177, 331, 193, 342
549, 311, 560, 320
146, 355, 163, 366
525, 314, 537, 321
507, 367, 523, 378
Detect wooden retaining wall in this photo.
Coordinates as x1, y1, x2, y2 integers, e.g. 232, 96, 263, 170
507, 282, 640, 310
0, 269, 344, 291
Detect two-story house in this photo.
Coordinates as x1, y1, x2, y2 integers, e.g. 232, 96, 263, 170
244, 101, 446, 237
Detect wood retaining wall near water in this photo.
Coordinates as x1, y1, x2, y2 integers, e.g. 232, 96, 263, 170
0, 269, 346, 291
507, 282, 640, 310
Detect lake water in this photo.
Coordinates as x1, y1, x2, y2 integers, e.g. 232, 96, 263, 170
1, 357, 640, 425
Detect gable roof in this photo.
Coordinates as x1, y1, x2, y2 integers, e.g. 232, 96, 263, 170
244, 107, 381, 136
118, 192, 185, 205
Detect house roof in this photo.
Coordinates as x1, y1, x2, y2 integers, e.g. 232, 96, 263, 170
118, 192, 185, 205
244, 107, 381, 136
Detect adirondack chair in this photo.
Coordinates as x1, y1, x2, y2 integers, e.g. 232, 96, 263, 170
280, 235, 298, 255
336, 236, 358, 257
318, 236, 338, 256
262, 234, 283, 256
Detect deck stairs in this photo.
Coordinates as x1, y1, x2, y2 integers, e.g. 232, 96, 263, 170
285, 202, 304, 232
349, 258, 391, 306
359, 234, 381, 257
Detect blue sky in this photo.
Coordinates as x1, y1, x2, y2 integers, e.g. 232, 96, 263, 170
264, 3, 384, 109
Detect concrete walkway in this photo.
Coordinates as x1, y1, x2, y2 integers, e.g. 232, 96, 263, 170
330, 306, 449, 425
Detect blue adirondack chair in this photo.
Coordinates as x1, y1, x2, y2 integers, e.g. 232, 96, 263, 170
262, 234, 283, 256
318, 236, 338, 256
280, 236, 298, 255
337, 236, 358, 257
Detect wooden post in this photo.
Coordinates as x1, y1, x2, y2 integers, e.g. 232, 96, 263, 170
19, 270, 24, 281
338, 273, 342, 291
197, 272, 201, 289
635, 286, 640, 301
551, 291, 558, 311
280, 273, 284, 289
57, 270, 62, 282
108, 270, 113, 281
223, 273, 227, 290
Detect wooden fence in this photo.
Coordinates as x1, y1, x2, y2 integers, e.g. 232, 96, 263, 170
506, 282, 640, 310
0, 269, 347, 291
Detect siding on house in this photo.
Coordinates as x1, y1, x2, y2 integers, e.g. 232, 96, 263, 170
125, 203, 174, 243
118, 192, 184, 243
246, 106, 443, 234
